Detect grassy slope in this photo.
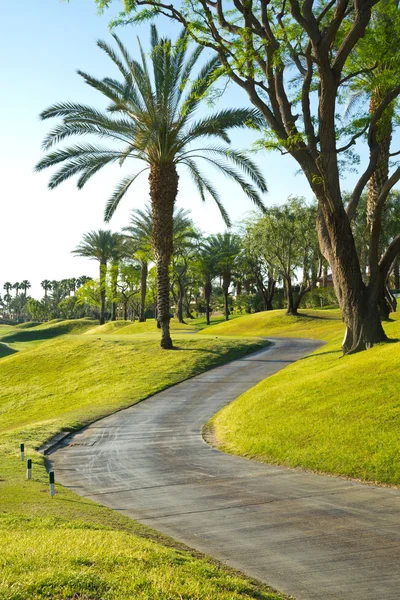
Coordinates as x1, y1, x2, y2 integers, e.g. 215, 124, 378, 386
0, 324, 279, 600
85, 314, 243, 336
209, 309, 400, 485
199, 308, 343, 339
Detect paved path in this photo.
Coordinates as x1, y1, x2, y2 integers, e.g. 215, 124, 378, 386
50, 338, 400, 600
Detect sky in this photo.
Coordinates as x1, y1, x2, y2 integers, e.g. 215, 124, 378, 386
1, 0, 397, 298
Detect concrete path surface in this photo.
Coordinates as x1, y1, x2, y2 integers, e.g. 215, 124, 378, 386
49, 338, 400, 600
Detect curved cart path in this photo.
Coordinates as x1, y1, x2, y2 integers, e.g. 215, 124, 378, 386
50, 338, 400, 600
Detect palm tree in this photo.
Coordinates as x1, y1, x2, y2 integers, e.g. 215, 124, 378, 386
77, 275, 93, 288
197, 241, 217, 325
41, 280, 52, 298
109, 235, 128, 321
12, 282, 20, 297
123, 205, 153, 323
3, 282, 12, 296
21, 280, 31, 296
206, 233, 242, 321
72, 230, 121, 324
35, 27, 267, 348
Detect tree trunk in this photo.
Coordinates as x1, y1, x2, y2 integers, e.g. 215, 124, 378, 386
394, 255, 400, 289
149, 163, 178, 349
316, 205, 387, 353
285, 278, 296, 315
139, 261, 148, 322
205, 277, 212, 325
123, 301, 128, 321
110, 262, 118, 322
99, 261, 107, 326
223, 288, 229, 320
177, 281, 185, 323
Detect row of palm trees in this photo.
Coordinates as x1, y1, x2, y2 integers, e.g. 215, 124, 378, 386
35, 26, 267, 348
72, 204, 244, 326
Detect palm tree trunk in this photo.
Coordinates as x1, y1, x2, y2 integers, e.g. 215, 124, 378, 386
99, 261, 107, 326
205, 277, 212, 325
139, 261, 148, 322
150, 164, 178, 349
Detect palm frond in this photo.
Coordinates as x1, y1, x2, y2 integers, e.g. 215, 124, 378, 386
183, 158, 231, 226
97, 38, 131, 83
104, 169, 149, 222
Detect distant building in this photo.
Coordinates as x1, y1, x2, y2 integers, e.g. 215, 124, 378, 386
316, 273, 334, 288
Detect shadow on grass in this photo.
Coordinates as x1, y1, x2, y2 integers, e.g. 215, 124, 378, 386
0, 320, 97, 343
0, 342, 18, 359
0, 325, 73, 343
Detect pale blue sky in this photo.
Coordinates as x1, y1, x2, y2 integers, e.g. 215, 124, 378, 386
0, 0, 392, 297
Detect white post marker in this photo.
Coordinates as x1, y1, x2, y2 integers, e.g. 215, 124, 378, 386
49, 471, 55, 497
20, 443, 24, 461
26, 458, 32, 480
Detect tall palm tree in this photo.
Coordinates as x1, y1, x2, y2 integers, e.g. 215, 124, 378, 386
197, 241, 217, 325
21, 280, 31, 296
41, 280, 52, 298
3, 282, 12, 296
123, 205, 153, 323
35, 27, 267, 348
206, 233, 242, 321
72, 230, 121, 324
12, 282, 20, 297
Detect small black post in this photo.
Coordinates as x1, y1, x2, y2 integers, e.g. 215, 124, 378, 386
26, 458, 32, 480
49, 471, 55, 497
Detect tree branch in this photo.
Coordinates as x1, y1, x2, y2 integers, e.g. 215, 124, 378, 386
380, 233, 400, 278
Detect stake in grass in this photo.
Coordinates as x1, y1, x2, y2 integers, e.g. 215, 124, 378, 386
26, 459, 32, 480
49, 471, 55, 497
20, 443, 24, 461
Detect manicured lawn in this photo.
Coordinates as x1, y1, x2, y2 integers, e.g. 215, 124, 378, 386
85, 314, 243, 336
0, 324, 279, 600
209, 310, 400, 485
199, 308, 344, 339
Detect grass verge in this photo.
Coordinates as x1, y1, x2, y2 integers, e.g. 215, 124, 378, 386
208, 309, 400, 486
0, 329, 281, 600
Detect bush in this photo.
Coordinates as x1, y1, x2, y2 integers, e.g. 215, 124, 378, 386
301, 287, 338, 308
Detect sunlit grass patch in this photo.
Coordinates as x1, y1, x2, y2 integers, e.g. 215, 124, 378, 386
0, 330, 278, 600
210, 312, 400, 485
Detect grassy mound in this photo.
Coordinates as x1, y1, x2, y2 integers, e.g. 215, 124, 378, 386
0, 332, 278, 600
199, 308, 343, 339
0, 318, 98, 343
84, 320, 133, 335
15, 321, 42, 329
209, 311, 400, 485
0, 342, 17, 359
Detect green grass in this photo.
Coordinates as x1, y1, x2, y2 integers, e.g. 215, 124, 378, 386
0, 318, 97, 344
15, 321, 42, 329
199, 308, 343, 340
85, 314, 243, 336
0, 327, 280, 600
208, 310, 400, 486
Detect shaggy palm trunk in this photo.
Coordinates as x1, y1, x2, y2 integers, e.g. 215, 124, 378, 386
150, 164, 178, 349
139, 261, 148, 322
99, 261, 107, 326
